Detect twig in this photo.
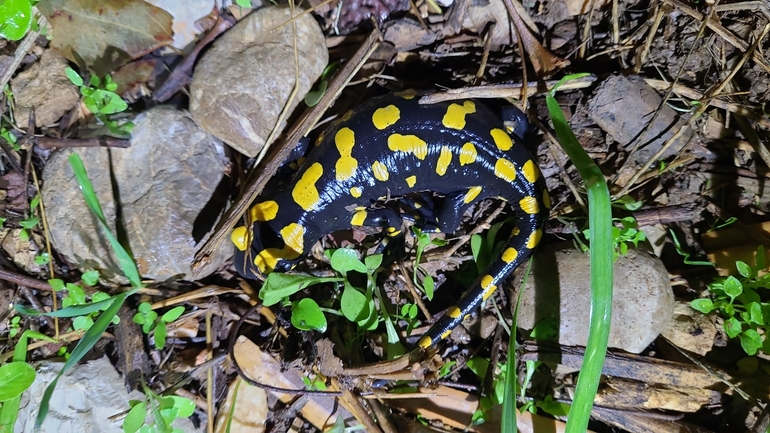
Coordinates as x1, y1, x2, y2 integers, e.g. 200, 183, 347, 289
0, 268, 53, 291
35, 136, 130, 149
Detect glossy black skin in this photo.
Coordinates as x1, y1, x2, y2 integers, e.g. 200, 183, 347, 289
234, 92, 547, 349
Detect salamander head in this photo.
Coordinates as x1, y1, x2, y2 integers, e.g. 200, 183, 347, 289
500, 105, 530, 140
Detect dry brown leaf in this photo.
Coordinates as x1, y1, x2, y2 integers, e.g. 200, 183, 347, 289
38, 0, 173, 75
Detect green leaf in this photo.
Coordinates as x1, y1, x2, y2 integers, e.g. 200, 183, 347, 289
89, 74, 100, 87
690, 298, 715, 314
365, 254, 383, 271
466, 357, 489, 379
536, 395, 571, 417
340, 281, 367, 322
133, 312, 146, 325
154, 321, 167, 349
0, 362, 35, 401
161, 306, 184, 323
423, 275, 434, 301
19, 217, 39, 229
169, 396, 195, 418
123, 400, 147, 433
81, 270, 99, 286
724, 317, 742, 339
65, 67, 83, 87
29, 195, 40, 209
330, 248, 367, 274
736, 261, 752, 278
234, 0, 252, 7
48, 279, 65, 291
748, 302, 764, 325
304, 80, 328, 107
723, 276, 743, 299
0, 0, 32, 41
259, 273, 340, 306
291, 298, 326, 332
530, 317, 559, 342
138, 302, 152, 313
739, 328, 762, 355
15, 297, 117, 317
99, 92, 128, 114
72, 315, 94, 331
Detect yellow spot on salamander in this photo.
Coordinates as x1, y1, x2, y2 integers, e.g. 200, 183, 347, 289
406, 175, 417, 188
280, 223, 305, 255
351, 210, 367, 226
388, 134, 428, 160
436, 146, 452, 176
490, 128, 513, 151
335, 127, 358, 181
481, 274, 498, 300
372, 105, 401, 130
459, 142, 477, 166
442, 100, 476, 130
527, 229, 543, 248
372, 161, 390, 181
314, 132, 325, 147
231, 226, 250, 251
254, 223, 305, 274
448, 306, 462, 318
463, 186, 482, 204
519, 196, 540, 215
522, 160, 539, 183
502, 247, 518, 263
418, 336, 432, 348
250, 200, 279, 222
494, 158, 517, 182
292, 162, 324, 211
543, 190, 552, 209
350, 186, 362, 198
511, 227, 520, 237
395, 89, 417, 99
440, 329, 452, 340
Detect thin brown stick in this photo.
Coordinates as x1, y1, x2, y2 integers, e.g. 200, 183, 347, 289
35, 136, 130, 149
0, 268, 54, 291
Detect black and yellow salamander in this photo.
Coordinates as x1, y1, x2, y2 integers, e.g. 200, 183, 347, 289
231, 90, 550, 350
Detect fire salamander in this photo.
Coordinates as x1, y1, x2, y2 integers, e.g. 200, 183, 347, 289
231, 90, 550, 350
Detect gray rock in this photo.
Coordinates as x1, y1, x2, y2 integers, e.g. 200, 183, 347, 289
16, 356, 202, 433
11, 50, 79, 128
42, 107, 231, 283
513, 242, 674, 354
189, 5, 328, 157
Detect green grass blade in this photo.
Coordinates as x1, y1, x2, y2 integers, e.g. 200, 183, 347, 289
546, 74, 613, 433
35, 289, 136, 429
14, 298, 117, 317
36, 154, 145, 428
68, 153, 141, 288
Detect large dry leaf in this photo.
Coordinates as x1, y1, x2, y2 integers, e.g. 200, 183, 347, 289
38, 0, 173, 75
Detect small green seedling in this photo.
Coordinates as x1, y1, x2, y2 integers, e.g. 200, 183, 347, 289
691, 246, 770, 356
301, 375, 328, 391
412, 227, 447, 301
133, 303, 185, 350
64, 67, 132, 136
7, 316, 21, 338
49, 272, 118, 332
123, 384, 195, 433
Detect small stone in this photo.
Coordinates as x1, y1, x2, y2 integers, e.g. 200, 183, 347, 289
42, 107, 231, 283
11, 50, 80, 128
513, 242, 675, 354
190, 6, 327, 157
660, 301, 717, 356
16, 357, 202, 433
